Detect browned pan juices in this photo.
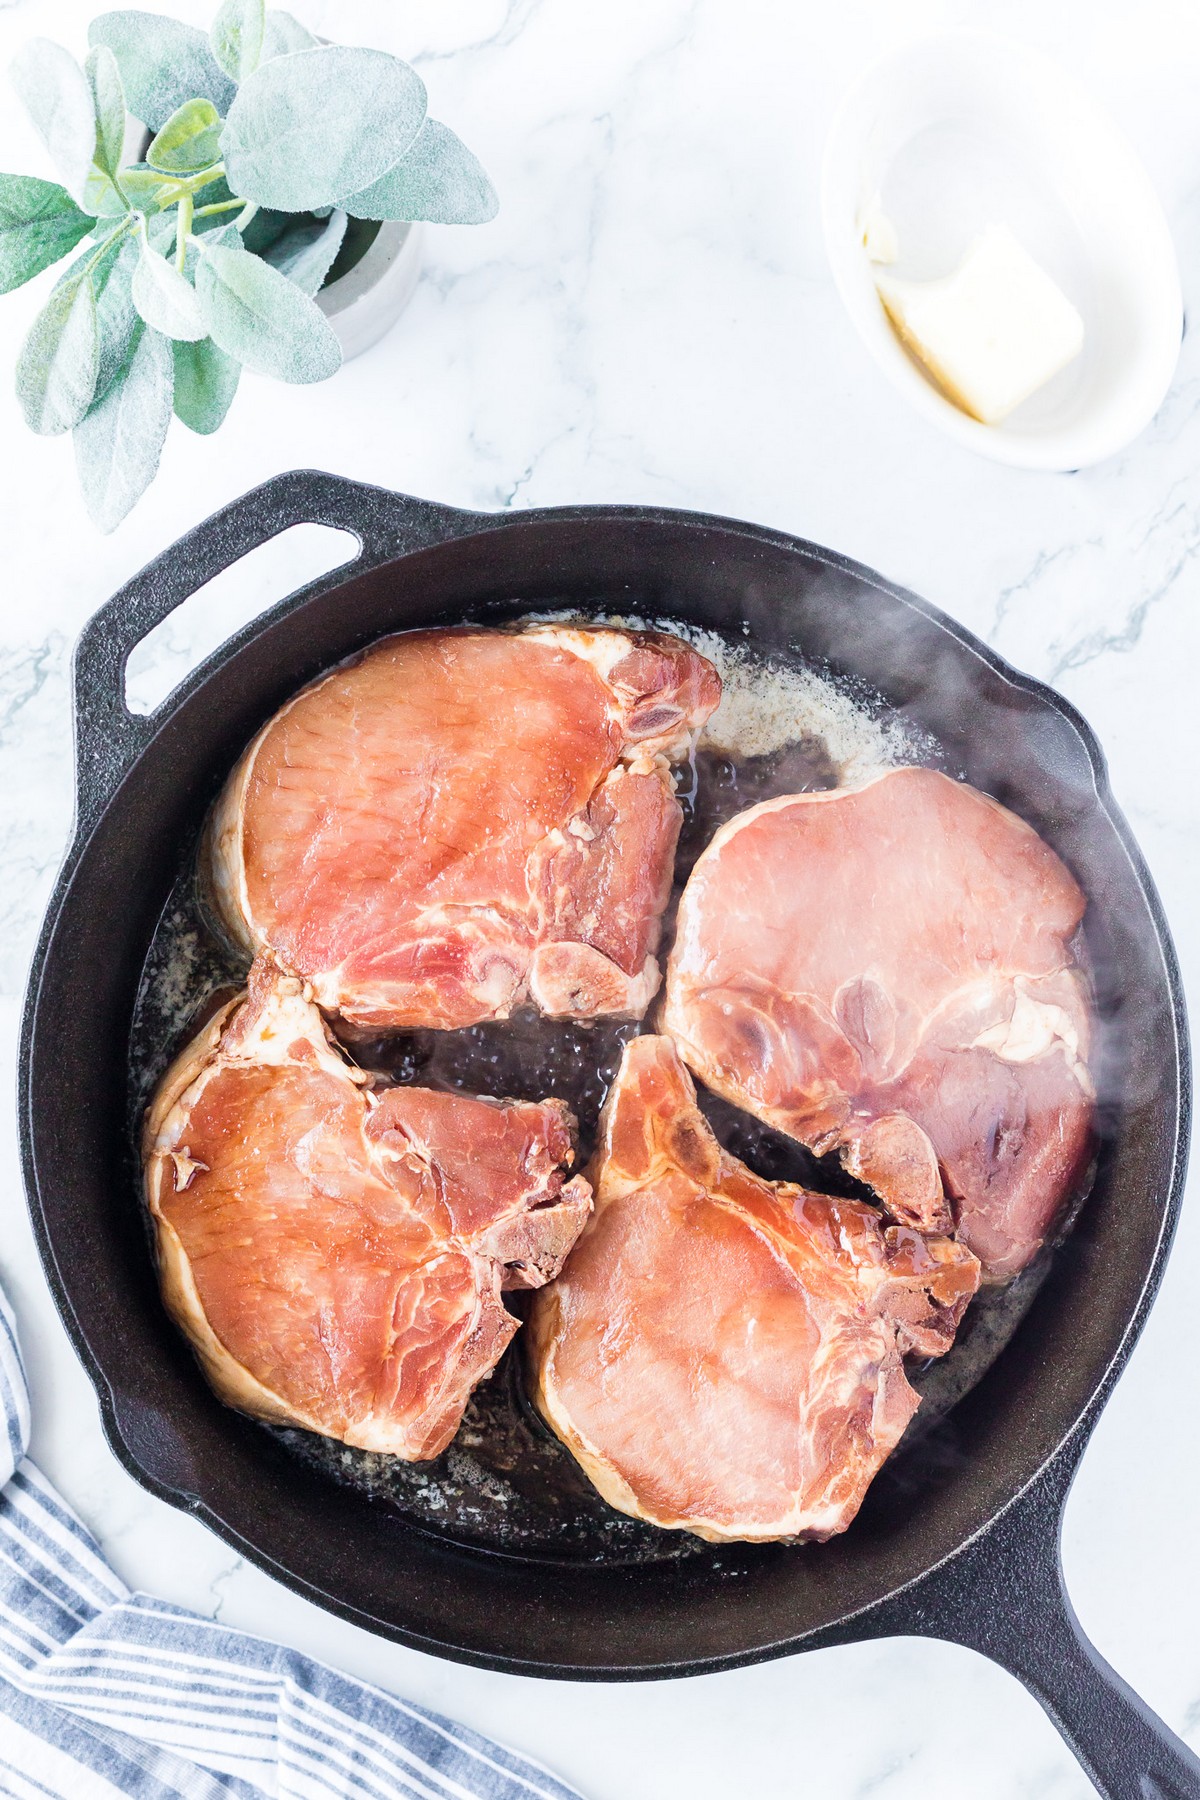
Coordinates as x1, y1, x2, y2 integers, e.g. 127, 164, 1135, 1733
127, 615, 1091, 1560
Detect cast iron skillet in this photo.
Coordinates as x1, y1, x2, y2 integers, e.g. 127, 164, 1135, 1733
19, 471, 1195, 1799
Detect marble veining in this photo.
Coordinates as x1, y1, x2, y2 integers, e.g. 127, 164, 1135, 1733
2, 2, 1200, 1796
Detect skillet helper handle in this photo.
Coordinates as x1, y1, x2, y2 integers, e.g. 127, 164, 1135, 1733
71, 470, 487, 835
873, 1455, 1200, 1799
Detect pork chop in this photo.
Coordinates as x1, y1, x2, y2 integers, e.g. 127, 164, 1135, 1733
143, 965, 591, 1459
662, 766, 1095, 1280
208, 625, 721, 1031
528, 1034, 979, 1542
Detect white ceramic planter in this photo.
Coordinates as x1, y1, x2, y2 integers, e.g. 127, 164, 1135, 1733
133, 120, 423, 365
316, 220, 425, 361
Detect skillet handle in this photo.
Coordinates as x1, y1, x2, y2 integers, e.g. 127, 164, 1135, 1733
866, 1452, 1200, 1798
71, 470, 488, 836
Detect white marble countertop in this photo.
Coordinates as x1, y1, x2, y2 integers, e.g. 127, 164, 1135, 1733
2, 1, 1199, 1794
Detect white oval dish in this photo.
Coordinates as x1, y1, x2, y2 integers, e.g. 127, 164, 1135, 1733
820, 32, 1183, 470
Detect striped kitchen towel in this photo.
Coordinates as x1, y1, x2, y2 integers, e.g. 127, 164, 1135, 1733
0, 1286, 584, 1800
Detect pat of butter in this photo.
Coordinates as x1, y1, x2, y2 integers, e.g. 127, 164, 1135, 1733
874, 224, 1085, 424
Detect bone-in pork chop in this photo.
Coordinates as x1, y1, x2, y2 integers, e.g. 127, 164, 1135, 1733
209, 625, 721, 1030
529, 1035, 979, 1542
144, 967, 591, 1459
662, 766, 1094, 1280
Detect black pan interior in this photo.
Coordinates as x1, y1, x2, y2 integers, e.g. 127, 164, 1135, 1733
23, 511, 1184, 1673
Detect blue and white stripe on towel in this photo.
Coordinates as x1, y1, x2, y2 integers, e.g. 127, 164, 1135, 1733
0, 1284, 583, 1799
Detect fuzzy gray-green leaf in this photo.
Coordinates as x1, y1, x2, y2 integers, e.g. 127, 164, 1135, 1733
16, 270, 98, 434
82, 165, 127, 216
261, 208, 346, 295
239, 205, 291, 257
222, 46, 426, 212
261, 10, 316, 58
0, 174, 93, 294
117, 164, 173, 207
132, 231, 205, 340
88, 11, 235, 131
89, 229, 141, 395
146, 98, 223, 174
198, 223, 243, 255
344, 117, 498, 224
10, 39, 97, 200
173, 334, 239, 433
85, 45, 126, 179
211, 0, 265, 83
75, 320, 173, 530
195, 238, 342, 382
53, 221, 138, 384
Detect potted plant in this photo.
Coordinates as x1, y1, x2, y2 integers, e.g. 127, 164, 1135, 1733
0, 1, 497, 529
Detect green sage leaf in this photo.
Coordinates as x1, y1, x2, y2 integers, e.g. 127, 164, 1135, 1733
85, 45, 126, 179
75, 320, 173, 530
238, 205, 291, 256
261, 208, 346, 295
15, 270, 98, 434
132, 229, 205, 340
82, 166, 128, 216
146, 98, 223, 174
9, 39, 97, 201
199, 223, 244, 256
211, 0, 265, 83
80, 46, 128, 216
195, 238, 342, 382
0, 174, 93, 294
88, 11, 235, 131
90, 229, 141, 395
261, 10, 317, 58
117, 163, 174, 207
148, 211, 181, 255
199, 222, 243, 252
53, 223, 140, 399
344, 117, 498, 224
222, 46, 426, 212
173, 334, 239, 433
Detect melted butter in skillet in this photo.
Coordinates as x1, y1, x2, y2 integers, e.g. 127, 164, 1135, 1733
128, 621, 1078, 1561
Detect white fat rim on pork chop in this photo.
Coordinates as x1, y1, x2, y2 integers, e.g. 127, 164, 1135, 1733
143, 984, 345, 1438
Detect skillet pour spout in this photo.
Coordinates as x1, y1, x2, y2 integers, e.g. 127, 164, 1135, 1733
19, 471, 1193, 1798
